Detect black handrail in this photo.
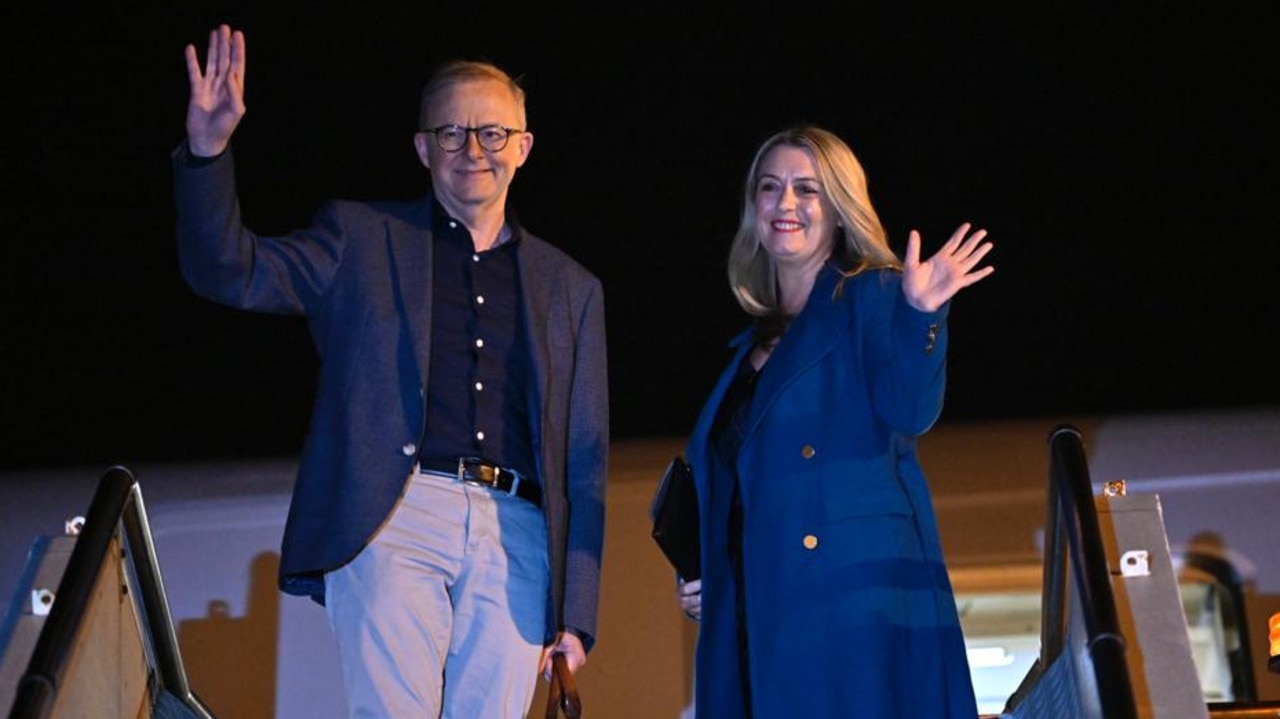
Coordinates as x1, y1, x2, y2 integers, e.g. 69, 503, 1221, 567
1051, 425, 1136, 716
8, 466, 213, 718
1004, 426, 1139, 718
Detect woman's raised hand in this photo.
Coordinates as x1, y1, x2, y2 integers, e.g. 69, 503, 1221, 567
901, 222, 994, 313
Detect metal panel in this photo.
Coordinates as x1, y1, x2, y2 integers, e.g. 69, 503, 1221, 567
1098, 493, 1210, 718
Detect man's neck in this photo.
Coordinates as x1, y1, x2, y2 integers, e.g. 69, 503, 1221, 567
437, 197, 508, 252
465, 215, 510, 252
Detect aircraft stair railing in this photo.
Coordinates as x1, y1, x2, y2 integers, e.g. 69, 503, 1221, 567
1000, 425, 1139, 718
5, 466, 213, 719
999, 426, 1280, 718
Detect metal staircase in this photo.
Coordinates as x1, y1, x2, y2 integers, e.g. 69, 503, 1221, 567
1001, 427, 1280, 718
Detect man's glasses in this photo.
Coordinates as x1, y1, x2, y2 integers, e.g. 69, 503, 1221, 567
421, 124, 525, 153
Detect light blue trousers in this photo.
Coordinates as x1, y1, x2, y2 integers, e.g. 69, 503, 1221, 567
324, 468, 549, 718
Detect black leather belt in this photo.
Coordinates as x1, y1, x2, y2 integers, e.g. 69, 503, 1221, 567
417, 457, 542, 508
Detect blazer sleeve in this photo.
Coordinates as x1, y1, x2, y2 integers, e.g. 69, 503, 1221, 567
172, 144, 344, 316
562, 274, 609, 650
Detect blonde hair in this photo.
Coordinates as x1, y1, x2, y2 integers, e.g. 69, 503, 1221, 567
419, 60, 527, 130
727, 126, 900, 316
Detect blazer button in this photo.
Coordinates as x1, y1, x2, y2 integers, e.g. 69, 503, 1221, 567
801, 444, 816, 459
803, 535, 819, 550
401, 443, 417, 456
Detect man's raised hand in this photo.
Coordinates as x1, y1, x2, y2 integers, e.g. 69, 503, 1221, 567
184, 24, 247, 157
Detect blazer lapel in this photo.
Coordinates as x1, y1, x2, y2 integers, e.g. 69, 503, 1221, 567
516, 238, 553, 458
387, 196, 436, 390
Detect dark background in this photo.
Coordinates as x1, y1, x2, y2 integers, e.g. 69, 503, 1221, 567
3, 4, 1277, 471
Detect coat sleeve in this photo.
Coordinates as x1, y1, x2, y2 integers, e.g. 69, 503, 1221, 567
172, 144, 344, 316
859, 270, 950, 436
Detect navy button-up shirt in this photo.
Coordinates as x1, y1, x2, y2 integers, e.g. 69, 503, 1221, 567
417, 199, 537, 484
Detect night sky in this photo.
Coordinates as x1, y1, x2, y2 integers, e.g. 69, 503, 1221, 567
4, 5, 1277, 471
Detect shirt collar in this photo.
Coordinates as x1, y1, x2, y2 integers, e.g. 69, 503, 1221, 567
429, 195, 525, 250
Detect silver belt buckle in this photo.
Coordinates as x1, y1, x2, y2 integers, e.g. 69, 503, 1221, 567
456, 457, 480, 486
457, 457, 522, 497
457, 457, 496, 488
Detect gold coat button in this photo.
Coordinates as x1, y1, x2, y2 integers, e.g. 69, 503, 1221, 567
801, 444, 816, 459
803, 534, 819, 550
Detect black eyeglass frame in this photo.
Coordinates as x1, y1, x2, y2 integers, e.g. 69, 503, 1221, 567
420, 124, 526, 153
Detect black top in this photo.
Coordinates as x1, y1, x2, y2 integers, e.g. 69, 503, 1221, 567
711, 351, 759, 469
711, 349, 761, 564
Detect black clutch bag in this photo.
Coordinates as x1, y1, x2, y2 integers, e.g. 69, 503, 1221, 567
650, 455, 701, 581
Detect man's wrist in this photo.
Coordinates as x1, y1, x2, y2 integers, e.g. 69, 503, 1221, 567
185, 138, 227, 165
561, 626, 592, 651
183, 136, 227, 166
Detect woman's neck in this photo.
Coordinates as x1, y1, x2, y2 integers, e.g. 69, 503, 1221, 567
775, 259, 825, 315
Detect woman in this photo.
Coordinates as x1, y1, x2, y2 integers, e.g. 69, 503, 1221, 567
677, 126, 992, 717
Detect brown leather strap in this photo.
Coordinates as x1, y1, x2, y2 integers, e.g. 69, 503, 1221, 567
545, 653, 582, 718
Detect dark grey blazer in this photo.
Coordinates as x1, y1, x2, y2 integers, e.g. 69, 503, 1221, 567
172, 148, 609, 648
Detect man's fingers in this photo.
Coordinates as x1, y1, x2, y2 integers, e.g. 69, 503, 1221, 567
204, 27, 220, 79
184, 44, 202, 87
215, 26, 231, 78
230, 29, 247, 84
205, 25, 236, 81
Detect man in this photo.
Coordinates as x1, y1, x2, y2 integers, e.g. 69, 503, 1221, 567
175, 25, 608, 717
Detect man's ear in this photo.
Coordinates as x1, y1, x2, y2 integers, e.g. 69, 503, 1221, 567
413, 133, 431, 168
516, 131, 534, 167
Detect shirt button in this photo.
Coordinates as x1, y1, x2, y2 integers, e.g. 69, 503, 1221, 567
449, 221, 458, 229
401, 443, 417, 456
475, 339, 484, 348
476, 295, 485, 304
474, 382, 484, 391
801, 444, 816, 459
803, 535, 819, 550
475, 431, 486, 441
472, 253, 480, 262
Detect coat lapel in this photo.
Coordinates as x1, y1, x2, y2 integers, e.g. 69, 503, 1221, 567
686, 328, 753, 498
740, 266, 852, 451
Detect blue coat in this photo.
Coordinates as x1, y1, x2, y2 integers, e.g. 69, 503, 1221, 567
172, 148, 609, 648
686, 264, 977, 716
